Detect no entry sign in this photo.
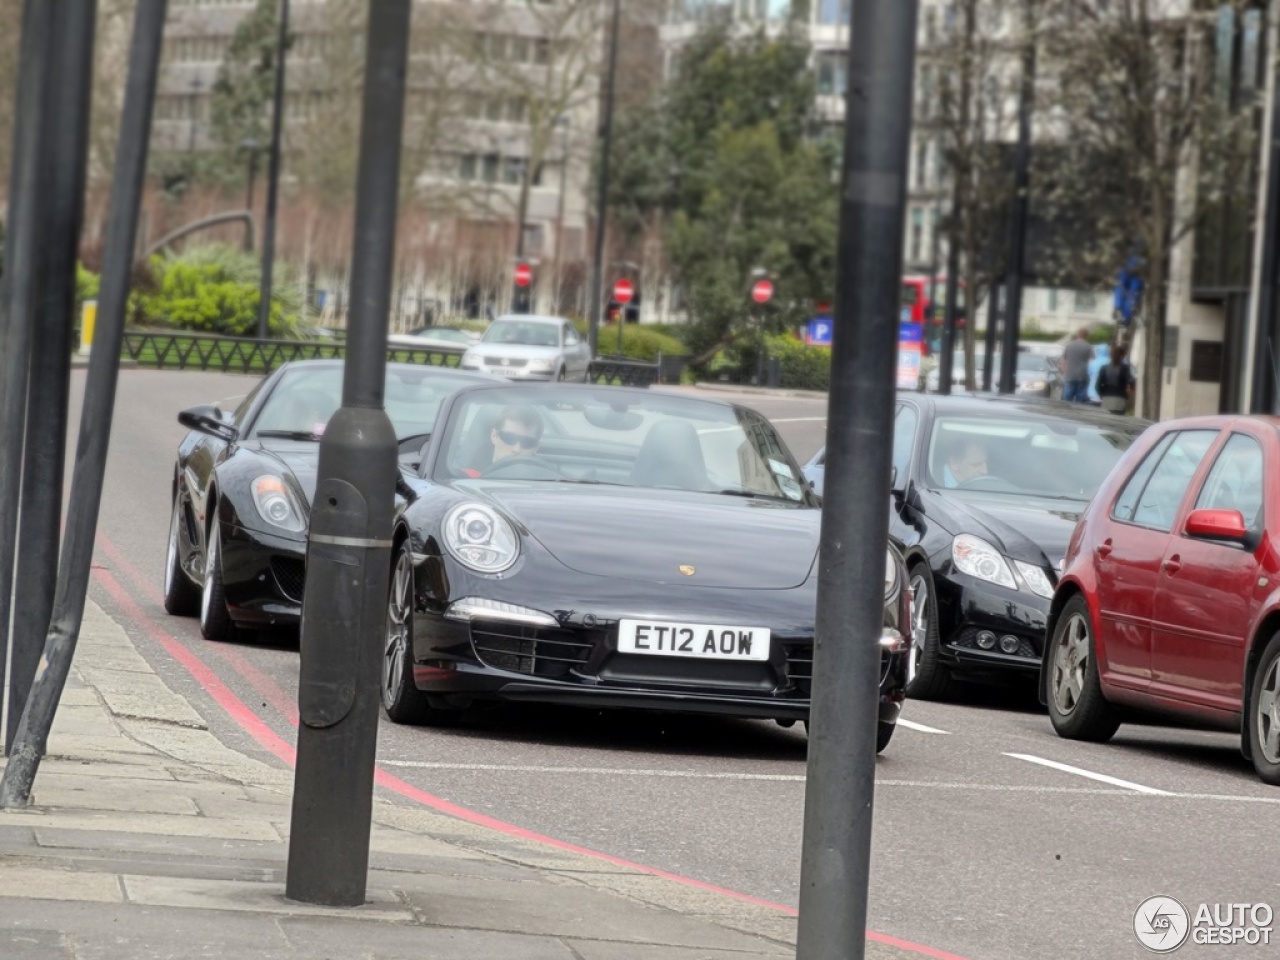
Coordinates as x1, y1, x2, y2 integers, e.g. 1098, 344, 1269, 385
514, 262, 533, 287
613, 278, 635, 304
751, 279, 774, 304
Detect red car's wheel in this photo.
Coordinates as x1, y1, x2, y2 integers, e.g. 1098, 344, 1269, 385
1046, 594, 1119, 742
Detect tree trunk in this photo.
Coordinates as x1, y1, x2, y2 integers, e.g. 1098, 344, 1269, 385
1141, 250, 1166, 420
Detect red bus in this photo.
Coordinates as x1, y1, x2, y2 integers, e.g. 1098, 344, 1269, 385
902, 275, 965, 353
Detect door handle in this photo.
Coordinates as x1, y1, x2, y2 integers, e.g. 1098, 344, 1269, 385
1163, 555, 1182, 575
1096, 539, 1113, 559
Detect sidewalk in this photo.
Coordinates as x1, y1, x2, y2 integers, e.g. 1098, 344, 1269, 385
0, 601, 923, 960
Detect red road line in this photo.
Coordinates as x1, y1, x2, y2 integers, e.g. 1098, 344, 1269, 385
94, 534, 972, 960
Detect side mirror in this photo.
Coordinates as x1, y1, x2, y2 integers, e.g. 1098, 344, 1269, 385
178, 404, 238, 443
1184, 508, 1248, 543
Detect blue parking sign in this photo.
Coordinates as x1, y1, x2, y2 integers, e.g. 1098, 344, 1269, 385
806, 317, 833, 346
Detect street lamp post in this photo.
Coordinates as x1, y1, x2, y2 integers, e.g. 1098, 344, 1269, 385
187, 77, 203, 153
256, 0, 289, 341
586, 0, 621, 358
240, 137, 260, 252
551, 115, 570, 315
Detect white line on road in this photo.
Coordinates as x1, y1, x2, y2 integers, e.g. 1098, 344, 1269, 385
897, 719, 951, 735
380, 761, 806, 781
1004, 752, 1172, 795
769, 417, 828, 423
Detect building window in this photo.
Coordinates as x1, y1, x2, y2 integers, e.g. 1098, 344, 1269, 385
482, 153, 499, 183
915, 140, 929, 189
1047, 289, 1058, 311
817, 0, 849, 26
1074, 290, 1098, 312
910, 208, 924, 263
502, 156, 525, 185
816, 52, 847, 96
459, 154, 477, 181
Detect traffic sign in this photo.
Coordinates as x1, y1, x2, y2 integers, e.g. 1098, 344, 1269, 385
805, 317, 833, 347
613, 278, 635, 305
751, 279, 774, 304
514, 262, 533, 287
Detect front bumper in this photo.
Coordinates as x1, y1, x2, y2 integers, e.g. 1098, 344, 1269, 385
934, 571, 1049, 676
412, 603, 908, 725
220, 523, 306, 627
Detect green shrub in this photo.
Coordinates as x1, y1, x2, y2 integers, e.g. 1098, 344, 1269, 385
766, 334, 831, 391
597, 323, 687, 363
76, 263, 100, 304
138, 245, 300, 337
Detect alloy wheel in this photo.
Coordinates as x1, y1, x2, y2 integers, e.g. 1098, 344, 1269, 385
201, 527, 218, 625
164, 499, 182, 597
382, 546, 413, 705
908, 573, 929, 685
1256, 655, 1280, 766
1051, 612, 1090, 717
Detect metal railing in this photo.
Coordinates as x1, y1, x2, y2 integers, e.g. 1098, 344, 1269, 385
121, 330, 465, 373
119, 330, 687, 386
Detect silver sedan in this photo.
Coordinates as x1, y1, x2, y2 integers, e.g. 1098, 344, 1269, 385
461, 315, 591, 381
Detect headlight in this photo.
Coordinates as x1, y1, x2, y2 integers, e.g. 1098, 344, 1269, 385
885, 548, 899, 598
1018, 380, 1046, 393
1013, 560, 1055, 599
252, 475, 306, 533
527, 358, 554, 371
952, 534, 1016, 589
461, 354, 481, 368
443, 502, 519, 574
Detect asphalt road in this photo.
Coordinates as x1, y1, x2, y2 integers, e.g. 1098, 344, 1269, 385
59, 369, 1279, 960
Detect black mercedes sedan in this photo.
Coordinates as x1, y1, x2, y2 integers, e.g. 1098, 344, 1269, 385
805, 395, 1150, 699
383, 383, 912, 750
163, 359, 494, 640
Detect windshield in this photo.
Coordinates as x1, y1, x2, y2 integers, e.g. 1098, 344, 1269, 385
927, 414, 1144, 500
433, 386, 810, 501
482, 319, 560, 347
250, 365, 470, 441
417, 328, 469, 343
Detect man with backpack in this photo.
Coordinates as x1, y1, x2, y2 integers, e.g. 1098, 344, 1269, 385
1095, 343, 1136, 414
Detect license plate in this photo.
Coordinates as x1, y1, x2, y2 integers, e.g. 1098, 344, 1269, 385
617, 619, 771, 662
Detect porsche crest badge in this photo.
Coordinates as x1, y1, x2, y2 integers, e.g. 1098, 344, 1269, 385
678, 565, 696, 576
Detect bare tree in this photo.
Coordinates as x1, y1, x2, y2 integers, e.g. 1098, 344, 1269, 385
927, 0, 1020, 389
1038, 0, 1259, 418
0, 0, 21, 212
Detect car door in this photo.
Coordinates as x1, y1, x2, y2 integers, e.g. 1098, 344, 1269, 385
1094, 429, 1218, 692
563, 323, 588, 380
1150, 430, 1266, 713
887, 403, 923, 550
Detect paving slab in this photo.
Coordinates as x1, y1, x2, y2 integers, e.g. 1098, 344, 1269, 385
398, 873, 781, 952
0, 866, 124, 903
1, 809, 282, 843
277, 917, 580, 960
120, 874, 414, 923
563, 940, 791, 960
31, 781, 200, 816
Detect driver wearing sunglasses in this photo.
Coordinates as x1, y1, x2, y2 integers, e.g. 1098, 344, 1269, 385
489, 405, 543, 462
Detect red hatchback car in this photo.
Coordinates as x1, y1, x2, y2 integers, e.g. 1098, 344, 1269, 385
1042, 415, 1280, 785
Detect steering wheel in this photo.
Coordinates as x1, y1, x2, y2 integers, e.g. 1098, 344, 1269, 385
958, 474, 1011, 491
480, 455, 562, 479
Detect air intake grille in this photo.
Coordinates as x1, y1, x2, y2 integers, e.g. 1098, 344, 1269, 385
471, 621, 594, 677
271, 557, 306, 603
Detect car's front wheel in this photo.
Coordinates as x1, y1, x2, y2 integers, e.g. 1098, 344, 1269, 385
381, 540, 462, 726
876, 721, 895, 754
1248, 632, 1280, 785
1046, 594, 1119, 742
905, 564, 957, 701
199, 521, 233, 641
163, 495, 200, 616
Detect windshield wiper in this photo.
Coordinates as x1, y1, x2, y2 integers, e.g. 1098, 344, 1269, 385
256, 430, 322, 441
715, 488, 789, 501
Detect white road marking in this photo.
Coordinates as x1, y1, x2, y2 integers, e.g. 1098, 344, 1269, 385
1004, 752, 1172, 795
380, 761, 806, 781
897, 718, 951, 735
769, 417, 828, 423
380, 760, 1280, 803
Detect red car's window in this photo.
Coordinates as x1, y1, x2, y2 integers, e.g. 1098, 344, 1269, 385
1194, 433, 1265, 533
1112, 430, 1217, 532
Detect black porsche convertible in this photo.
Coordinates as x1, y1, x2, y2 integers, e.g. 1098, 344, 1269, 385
163, 359, 494, 640
381, 382, 912, 749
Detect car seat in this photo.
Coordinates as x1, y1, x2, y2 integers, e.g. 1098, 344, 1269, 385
630, 419, 708, 490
